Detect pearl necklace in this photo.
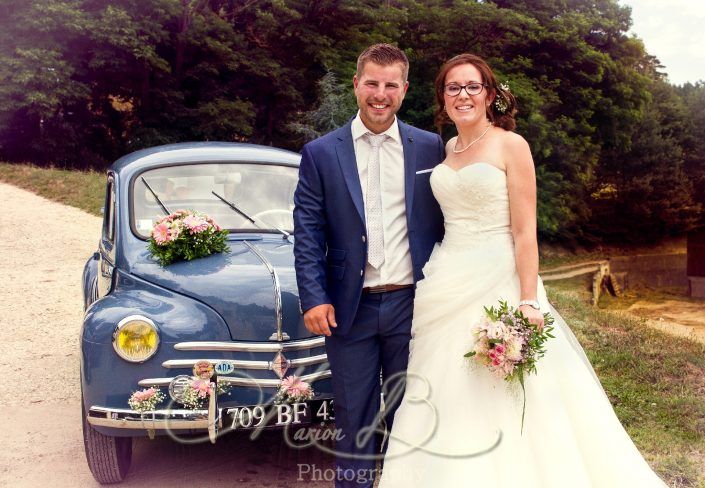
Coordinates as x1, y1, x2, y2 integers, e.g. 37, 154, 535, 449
452, 123, 492, 154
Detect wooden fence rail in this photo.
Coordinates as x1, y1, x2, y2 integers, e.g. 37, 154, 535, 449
541, 260, 612, 304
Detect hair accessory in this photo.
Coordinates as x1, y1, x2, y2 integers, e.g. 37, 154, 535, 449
494, 82, 510, 113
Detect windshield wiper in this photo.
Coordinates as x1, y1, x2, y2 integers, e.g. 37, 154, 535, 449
211, 190, 291, 240
141, 177, 171, 215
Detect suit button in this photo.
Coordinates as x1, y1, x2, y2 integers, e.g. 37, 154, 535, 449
360, 269, 364, 276
362, 235, 366, 242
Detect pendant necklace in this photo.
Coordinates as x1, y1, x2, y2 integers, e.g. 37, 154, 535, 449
452, 123, 492, 154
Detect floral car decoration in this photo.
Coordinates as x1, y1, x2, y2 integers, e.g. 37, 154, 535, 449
274, 375, 315, 404
80, 143, 334, 484
148, 209, 229, 266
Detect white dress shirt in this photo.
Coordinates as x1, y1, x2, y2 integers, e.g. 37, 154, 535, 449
351, 113, 414, 287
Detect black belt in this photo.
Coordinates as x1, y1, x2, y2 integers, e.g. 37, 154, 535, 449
362, 284, 414, 294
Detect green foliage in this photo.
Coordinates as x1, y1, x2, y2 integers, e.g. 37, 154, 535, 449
589, 80, 701, 242
287, 71, 357, 141
0, 0, 702, 243
676, 82, 705, 227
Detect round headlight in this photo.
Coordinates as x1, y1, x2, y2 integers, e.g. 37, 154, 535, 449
112, 315, 160, 362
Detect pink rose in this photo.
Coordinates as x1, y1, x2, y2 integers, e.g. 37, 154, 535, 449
494, 343, 506, 355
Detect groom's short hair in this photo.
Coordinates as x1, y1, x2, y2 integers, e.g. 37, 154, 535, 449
356, 44, 409, 81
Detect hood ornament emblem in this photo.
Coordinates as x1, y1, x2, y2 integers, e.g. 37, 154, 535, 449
270, 352, 291, 379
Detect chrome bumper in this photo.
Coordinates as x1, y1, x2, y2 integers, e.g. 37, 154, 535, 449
88, 406, 210, 430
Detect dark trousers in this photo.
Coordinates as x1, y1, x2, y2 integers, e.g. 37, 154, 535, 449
324, 288, 414, 488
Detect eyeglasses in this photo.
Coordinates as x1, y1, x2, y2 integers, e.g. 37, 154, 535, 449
444, 82, 488, 97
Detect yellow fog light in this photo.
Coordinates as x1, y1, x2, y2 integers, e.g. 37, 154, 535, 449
112, 315, 160, 362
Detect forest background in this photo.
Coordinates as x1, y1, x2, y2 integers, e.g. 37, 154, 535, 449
1, 0, 704, 245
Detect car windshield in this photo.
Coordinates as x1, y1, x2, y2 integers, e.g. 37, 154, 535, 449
132, 163, 298, 238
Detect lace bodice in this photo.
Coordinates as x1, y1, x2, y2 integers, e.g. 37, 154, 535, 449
430, 162, 512, 247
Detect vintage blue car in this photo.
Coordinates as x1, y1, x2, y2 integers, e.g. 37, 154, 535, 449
81, 142, 333, 484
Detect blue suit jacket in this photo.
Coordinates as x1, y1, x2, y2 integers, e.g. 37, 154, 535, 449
293, 119, 445, 335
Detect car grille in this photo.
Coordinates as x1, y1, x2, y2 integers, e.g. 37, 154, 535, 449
137, 336, 330, 389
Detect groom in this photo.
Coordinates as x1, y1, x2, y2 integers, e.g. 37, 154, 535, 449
293, 44, 445, 487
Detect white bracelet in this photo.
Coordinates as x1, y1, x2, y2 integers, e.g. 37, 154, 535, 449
519, 299, 540, 310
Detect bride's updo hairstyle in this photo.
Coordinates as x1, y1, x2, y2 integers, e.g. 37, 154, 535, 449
434, 53, 517, 132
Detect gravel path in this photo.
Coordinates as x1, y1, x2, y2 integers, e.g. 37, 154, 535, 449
0, 182, 99, 407
0, 182, 334, 487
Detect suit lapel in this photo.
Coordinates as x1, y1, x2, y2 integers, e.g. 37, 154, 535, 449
335, 124, 365, 224
399, 121, 417, 224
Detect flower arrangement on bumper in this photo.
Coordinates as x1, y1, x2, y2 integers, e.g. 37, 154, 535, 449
180, 378, 231, 410
127, 360, 232, 412
464, 300, 555, 431
148, 210, 228, 266
128, 387, 166, 413
274, 375, 314, 404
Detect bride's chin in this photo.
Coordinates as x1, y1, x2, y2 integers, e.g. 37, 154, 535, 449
452, 117, 485, 129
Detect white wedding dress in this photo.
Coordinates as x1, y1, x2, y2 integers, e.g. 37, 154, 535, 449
378, 162, 667, 487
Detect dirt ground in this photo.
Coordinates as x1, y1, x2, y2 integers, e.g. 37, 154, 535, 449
627, 299, 705, 345
0, 182, 334, 487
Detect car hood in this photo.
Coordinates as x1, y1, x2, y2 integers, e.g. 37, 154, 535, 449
128, 238, 309, 342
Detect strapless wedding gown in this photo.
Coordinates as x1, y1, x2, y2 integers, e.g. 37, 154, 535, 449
378, 162, 667, 487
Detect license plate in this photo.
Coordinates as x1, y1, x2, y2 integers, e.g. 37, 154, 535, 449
222, 398, 334, 430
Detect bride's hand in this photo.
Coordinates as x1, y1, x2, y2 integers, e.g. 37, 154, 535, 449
519, 305, 544, 331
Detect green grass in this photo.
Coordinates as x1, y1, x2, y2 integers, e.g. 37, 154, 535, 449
547, 288, 705, 488
0, 162, 105, 216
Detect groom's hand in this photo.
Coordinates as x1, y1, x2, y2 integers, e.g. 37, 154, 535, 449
303, 304, 337, 336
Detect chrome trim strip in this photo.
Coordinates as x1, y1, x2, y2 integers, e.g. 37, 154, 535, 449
162, 354, 329, 370
243, 241, 284, 341
138, 370, 332, 388
87, 406, 208, 430
174, 336, 325, 353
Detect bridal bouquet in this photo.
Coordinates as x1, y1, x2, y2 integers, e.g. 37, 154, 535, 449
464, 300, 554, 431
148, 210, 229, 266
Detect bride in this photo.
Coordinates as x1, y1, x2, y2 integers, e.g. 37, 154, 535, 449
378, 54, 667, 487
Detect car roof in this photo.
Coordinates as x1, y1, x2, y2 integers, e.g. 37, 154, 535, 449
110, 142, 301, 177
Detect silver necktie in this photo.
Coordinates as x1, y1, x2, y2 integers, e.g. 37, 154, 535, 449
365, 133, 386, 269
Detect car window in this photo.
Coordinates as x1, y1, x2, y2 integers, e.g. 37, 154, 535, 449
132, 163, 298, 238
104, 176, 116, 243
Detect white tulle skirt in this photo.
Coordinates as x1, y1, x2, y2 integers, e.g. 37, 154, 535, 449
379, 232, 667, 487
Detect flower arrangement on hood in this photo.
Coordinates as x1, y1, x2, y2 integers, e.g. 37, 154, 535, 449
148, 210, 228, 266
